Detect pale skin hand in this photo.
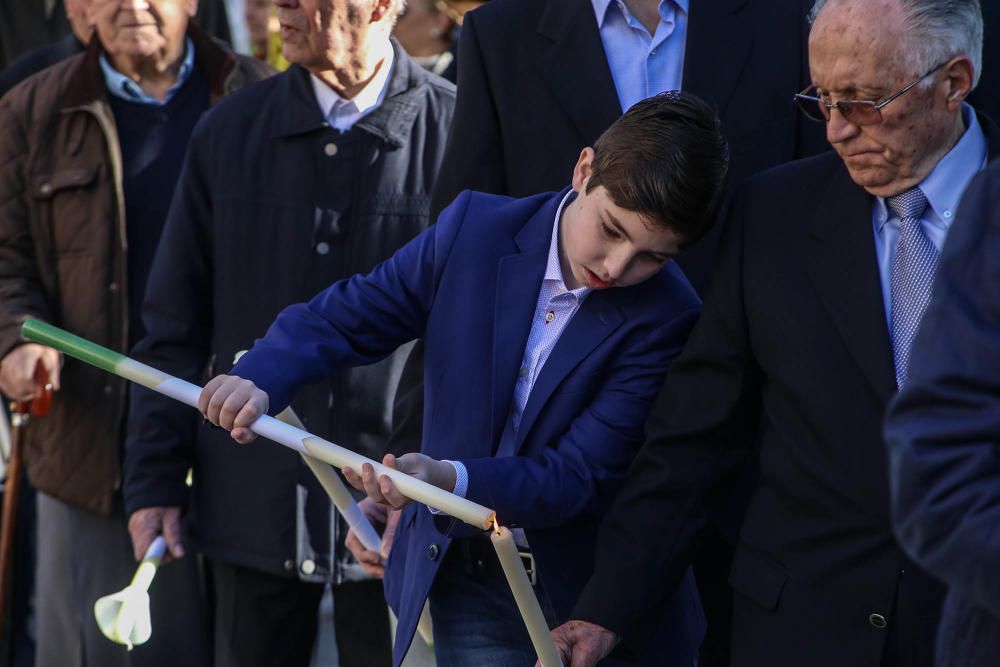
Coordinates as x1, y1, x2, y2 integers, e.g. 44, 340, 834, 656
128, 506, 185, 563
539, 620, 620, 667
344, 498, 402, 578
342, 453, 457, 510
0, 344, 61, 402
198, 374, 269, 444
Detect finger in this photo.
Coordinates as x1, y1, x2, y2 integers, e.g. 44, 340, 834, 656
41, 349, 61, 391
378, 475, 410, 510
232, 396, 266, 430
381, 453, 398, 470
198, 375, 228, 417
360, 463, 389, 504
230, 426, 258, 444
162, 510, 185, 560
342, 466, 365, 492
217, 385, 253, 429
127, 515, 154, 562
381, 508, 402, 559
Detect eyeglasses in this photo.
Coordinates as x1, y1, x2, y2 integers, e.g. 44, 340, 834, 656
794, 61, 948, 126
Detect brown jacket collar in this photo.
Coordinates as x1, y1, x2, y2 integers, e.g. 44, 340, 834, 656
62, 21, 236, 110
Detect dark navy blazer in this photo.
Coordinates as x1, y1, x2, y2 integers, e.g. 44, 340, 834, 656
886, 158, 1000, 667
234, 189, 706, 665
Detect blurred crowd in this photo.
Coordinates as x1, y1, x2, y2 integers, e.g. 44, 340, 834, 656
0, 1, 998, 667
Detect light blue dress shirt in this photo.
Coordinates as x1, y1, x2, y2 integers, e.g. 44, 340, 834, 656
444, 190, 589, 502
99, 38, 196, 106
590, 0, 689, 113
872, 105, 988, 326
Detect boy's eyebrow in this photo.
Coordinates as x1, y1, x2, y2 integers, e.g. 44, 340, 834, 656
605, 212, 632, 241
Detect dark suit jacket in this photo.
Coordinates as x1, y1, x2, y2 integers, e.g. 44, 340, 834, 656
430, 0, 826, 294
572, 115, 1000, 667
885, 158, 1000, 667
233, 189, 706, 667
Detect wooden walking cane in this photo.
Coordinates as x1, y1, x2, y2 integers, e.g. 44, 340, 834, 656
0, 361, 52, 628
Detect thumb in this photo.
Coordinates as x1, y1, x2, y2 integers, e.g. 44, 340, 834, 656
41, 349, 61, 391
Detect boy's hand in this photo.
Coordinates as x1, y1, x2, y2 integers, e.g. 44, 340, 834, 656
198, 374, 268, 444
343, 453, 457, 510
345, 499, 402, 579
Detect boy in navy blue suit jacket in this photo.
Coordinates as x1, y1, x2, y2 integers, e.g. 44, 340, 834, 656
198, 92, 728, 666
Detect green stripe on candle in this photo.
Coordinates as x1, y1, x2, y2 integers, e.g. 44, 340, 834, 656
21, 319, 169, 388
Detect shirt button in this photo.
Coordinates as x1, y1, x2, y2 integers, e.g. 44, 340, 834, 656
316, 241, 330, 255
650, 49, 657, 55
428, 543, 440, 561
943, 210, 953, 219
283, 559, 294, 571
324, 142, 338, 157
868, 613, 887, 629
300, 559, 316, 575
544, 311, 555, 323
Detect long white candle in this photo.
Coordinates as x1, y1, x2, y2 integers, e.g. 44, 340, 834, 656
491, 526, 563, 667
275, 408, 383, 553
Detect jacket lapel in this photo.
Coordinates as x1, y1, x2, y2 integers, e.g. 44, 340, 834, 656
489, 197, 562, 445
682, 0, 751, 121
805, 162, 896, 404
535, 0, 622, 145
514, 291, 624, 453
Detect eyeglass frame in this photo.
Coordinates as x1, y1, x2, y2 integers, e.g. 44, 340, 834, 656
793, 60, 951, 126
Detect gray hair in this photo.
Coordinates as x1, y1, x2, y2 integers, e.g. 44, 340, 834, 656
809, 0, 983, 89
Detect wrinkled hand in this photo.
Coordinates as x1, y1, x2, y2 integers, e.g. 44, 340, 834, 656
128, 506, 185, 564
540, 620, 620, 667
345, 499, 403, 579
0, 344, 60, 401
343, 453, 457, 510
198, 374, 268, 444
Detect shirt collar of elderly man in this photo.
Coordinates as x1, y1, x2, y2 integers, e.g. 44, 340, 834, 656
800, 0, 982, 200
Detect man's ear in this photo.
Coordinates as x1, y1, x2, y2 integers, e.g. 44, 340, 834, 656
571, 147, 595, 193
943, 55, 974, 111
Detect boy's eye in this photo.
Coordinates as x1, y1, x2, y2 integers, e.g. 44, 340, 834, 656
601, 222, 621, 239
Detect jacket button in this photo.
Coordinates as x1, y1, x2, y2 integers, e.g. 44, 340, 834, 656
300, 559, 316, 575
283, 559, 294, 571
324, 142, 338, 157
108, 282, 119, 292
868, 613, 887, 629
103, 385, 112, 394
39, 183, 52, 196
427, 543, 439, 561
316, 241, 330, 255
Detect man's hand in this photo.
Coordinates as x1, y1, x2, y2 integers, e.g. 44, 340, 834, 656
343, 452, 457, 510
539, 620, 620, 667
128, 506, 185, 563
0, 344, 61, 401
198, 374, 268, 444
345, 499, 402, 578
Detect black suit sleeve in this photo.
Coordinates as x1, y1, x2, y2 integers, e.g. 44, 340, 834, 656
886, 161, 1000, 619
429, 11, 506, 219
571, 189, 762, 639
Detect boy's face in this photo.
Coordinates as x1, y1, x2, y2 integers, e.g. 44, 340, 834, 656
559, 148, 682, 291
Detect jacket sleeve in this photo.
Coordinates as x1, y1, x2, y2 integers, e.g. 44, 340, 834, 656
0, 93, 54, 359
232, 191, 472, 414
885, 163, 1000, 619
570, 189, 761, 640
123, 119, 217, 514
428, 12, 506, 219
458, 306, 699, 530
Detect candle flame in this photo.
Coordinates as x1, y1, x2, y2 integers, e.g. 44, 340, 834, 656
492, 517, 501, 536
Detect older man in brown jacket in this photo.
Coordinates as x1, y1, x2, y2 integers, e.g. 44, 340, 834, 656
0, 1, 270, 665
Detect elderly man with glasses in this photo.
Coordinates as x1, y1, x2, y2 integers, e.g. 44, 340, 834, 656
544, 1, 998, 666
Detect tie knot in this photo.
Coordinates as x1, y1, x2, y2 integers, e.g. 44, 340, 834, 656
886, 187, 928, 221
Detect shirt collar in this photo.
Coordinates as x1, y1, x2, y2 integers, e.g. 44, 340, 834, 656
875, 104, 988, 231
545, 190, 592, 299
310, 41, 394, 127
99, 37, 196, 106
591, 0, 688, 28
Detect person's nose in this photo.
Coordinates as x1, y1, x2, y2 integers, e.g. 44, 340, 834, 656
826, 106, 860, 145
604, 249, 632, 283
118, 0, 151, 9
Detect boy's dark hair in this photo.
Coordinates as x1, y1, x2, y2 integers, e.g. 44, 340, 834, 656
586, 91, 729, 246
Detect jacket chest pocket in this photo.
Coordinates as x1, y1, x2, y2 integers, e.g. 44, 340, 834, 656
33, 166, 105, 256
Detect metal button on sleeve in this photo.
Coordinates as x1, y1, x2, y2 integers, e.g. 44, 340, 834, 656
868, 613, 887, 629
427, 543, 440, 561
